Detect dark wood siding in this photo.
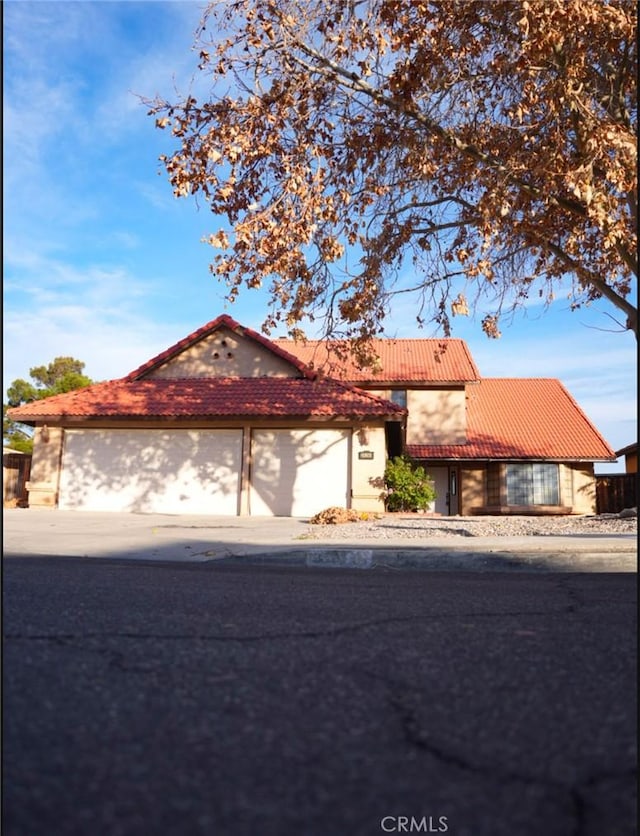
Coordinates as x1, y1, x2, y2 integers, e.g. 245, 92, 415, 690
595, 474, 637, 514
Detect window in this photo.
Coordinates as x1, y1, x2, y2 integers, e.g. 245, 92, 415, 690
506, 463, 559, 506
390, 389, 407, 408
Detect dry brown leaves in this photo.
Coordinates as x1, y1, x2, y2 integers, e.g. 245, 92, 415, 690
146, 0, 637, 348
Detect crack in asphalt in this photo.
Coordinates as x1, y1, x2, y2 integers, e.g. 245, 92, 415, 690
555, 576, 587, 614
380, 682, 636, 836
3, 604, 579, 648
6, 623, 635, 834
569, 769, 638, 836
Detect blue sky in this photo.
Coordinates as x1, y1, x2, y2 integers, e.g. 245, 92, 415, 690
3, 1, 637, 471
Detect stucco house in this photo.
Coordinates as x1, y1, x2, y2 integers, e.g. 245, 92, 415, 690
8, 314, 615, 516
274, 337, 617, 516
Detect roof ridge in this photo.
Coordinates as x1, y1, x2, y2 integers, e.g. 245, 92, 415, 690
125, 314, 316, 381
124, 314, 237, 380
273, 335, 480, 382
274, 336, 471, 343
482, 376, 561, 381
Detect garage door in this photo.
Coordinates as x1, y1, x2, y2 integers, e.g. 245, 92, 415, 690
59, 429, 242, 514
249, 429, 349, 516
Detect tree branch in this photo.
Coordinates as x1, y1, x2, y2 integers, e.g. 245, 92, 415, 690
286, 37, 592, 220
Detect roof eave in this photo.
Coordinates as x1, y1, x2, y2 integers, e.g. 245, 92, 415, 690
356, 378, 478, 386
11, 409, 402, 422
615, 442, 638, 457
412, 454, 617, 463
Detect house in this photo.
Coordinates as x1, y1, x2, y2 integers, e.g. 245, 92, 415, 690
7, 315, 403, 516
7, 314, 615, 516
615, 442, 638, 474
593, 442, 638, 513
596, 442, 637, 513
274, 337, 616, 515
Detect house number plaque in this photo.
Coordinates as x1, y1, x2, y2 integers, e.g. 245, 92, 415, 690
358, 451, 374, 460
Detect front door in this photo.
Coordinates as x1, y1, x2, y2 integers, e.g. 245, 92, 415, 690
425, 465, 459, 515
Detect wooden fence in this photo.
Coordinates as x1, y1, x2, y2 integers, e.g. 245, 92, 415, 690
595, 473, 637, 515
3, 452, 32, 507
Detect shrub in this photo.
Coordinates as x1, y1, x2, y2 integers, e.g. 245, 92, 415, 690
384, 455, 436, 512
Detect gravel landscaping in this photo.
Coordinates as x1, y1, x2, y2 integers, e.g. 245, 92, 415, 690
304, 511, 637, 540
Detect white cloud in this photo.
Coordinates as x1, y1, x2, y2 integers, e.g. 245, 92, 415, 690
3, 276, 183, 386
3, 2, 203, 212
3, 308, 168, 386
1, 242, 265, 391
3, 243, 161, 383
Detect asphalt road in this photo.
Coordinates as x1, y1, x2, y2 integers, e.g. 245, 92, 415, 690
3, 557, 637, 836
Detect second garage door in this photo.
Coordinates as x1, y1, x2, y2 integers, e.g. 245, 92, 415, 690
58, 429, 242, 514
249, 429, 350, 516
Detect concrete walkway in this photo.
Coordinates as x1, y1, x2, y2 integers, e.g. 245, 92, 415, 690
3, 508, 636, 571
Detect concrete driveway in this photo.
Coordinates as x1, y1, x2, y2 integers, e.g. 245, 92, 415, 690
3, 508, 636, 571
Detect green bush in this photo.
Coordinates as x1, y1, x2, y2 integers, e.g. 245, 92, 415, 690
384, 455, 437, 512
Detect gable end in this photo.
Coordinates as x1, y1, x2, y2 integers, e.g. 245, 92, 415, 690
126, 314, 316, 381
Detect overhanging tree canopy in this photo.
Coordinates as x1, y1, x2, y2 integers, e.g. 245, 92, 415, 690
147, 0, 637, 353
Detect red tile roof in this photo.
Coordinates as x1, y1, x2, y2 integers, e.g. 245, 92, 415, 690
406, 379, 615, 461
7, 378, 405, 421
274, 337, 480, 383
127, 314, 316, 381
7, 314, 613, 465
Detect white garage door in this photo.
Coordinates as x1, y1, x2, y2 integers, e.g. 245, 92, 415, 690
250, 429, 349, 517
59, 429, 242, 514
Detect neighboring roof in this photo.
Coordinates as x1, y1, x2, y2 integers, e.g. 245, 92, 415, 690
273, 338, 480, 383
615, 442, 637, 457
7, 378, 405, 422
127, 314, 316, 381
407, 378, 616, 462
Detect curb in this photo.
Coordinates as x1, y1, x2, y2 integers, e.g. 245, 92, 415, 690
208, 547, 638, 573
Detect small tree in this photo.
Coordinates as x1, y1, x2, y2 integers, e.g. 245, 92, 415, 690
6, 357, 92, 406
3, 357, 93, 454
384, 455, 436, 512
2, 405, 33, 454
